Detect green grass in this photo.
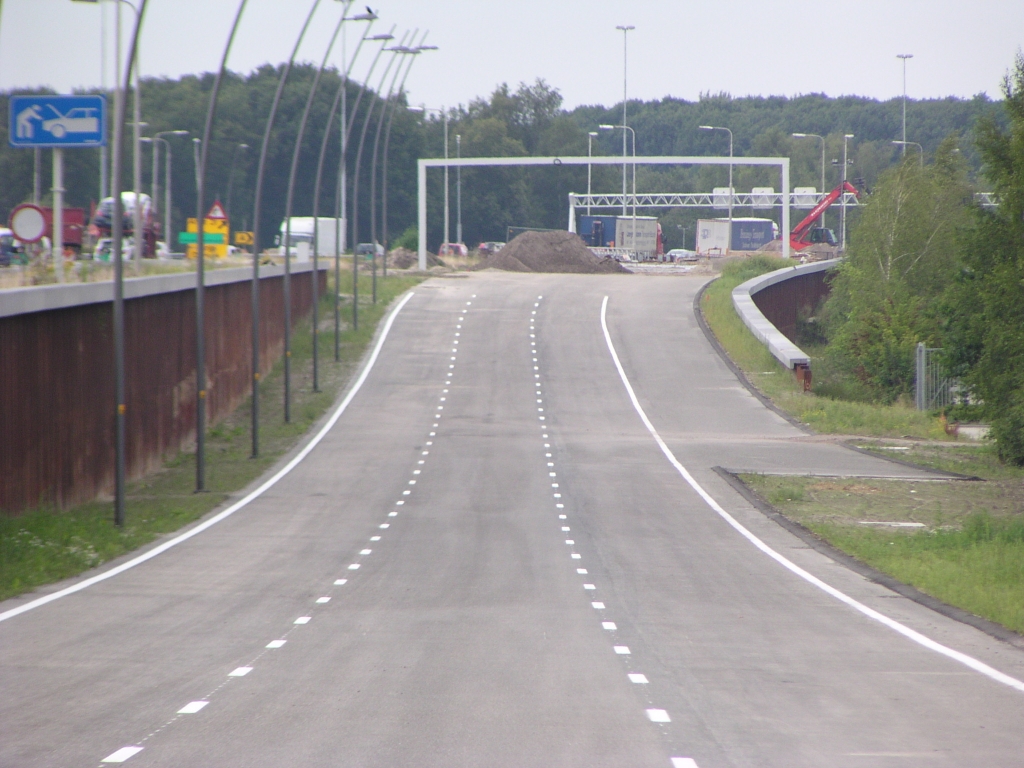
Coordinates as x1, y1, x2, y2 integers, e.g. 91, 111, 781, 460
701, 258, 947, 438
741, 470, 1024, 634
0, 272, 422, 602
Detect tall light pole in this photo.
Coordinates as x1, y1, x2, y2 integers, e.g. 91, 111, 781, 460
380, 44, 436, 276
587, 130, 598, 216
149, 129, 189, 253
282, 0, 353, 418
309, 13, 379, 371
248, 0, 323, 457
108, 0, 148, 526
615, 24, 634, 219
892, 140, 924, 165
700, 124, 733, 252
840, 133, 854, 250
225, 142, 249, 223
792, 132, 825, 226
409, 104, 449, 247
897, 54, 913, 157
371, 36, 425, 301
599, 124, 636, 255
456, 133, 462, 245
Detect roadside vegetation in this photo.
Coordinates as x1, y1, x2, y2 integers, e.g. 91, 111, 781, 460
700, 256, 946, 438
706, 55, 1024, 635
741, 443, 1024, 633
0, 273, 421, 602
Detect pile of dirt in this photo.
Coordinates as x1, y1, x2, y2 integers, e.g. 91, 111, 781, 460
477, 231, 627, 274
387, 247, 445, 269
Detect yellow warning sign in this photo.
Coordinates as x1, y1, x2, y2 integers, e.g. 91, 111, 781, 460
185, 217, 229, 259
234, 231, 254, 246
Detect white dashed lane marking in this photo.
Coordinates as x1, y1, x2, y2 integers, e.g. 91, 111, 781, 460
177, 701, 208, 715
101, 746, 144, 763
532, 294, 693, 768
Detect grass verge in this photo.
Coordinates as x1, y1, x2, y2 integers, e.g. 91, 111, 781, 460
740, 443, 1024, 634
0, 272, 422, 603
700, 257, 946, 438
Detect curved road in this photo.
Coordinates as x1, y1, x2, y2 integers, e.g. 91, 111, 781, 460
2, 272, 1024, 767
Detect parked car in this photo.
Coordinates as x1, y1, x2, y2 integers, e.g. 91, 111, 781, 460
439, 242, 468, 257
478, 241, 505, 256
0, 227, 21, 266
666, 248, 699, 263
354, 242, 385, 258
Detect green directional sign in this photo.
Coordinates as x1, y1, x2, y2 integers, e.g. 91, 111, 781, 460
178, 232, 227, 244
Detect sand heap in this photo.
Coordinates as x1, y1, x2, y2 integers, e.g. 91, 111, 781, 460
478, 231, 627, 274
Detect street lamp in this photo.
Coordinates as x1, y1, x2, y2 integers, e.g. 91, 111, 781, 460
225, 142, 249, 223
105, 0, 147, 525
792, 132, 825, 226
381, 44, 437, 276
371, 35, 426, 301
409, 104, 449, 248
615, 24, 634, 220
281, 0, 355, 415
599, 124, 637, 256
150, 129, 189, 253
839, 133, 854, 250
897, 54, 913, 157
308, 13, 380, 372
892, 140, 924, 165
587, 131, 598, 216
700, 124, 733, 252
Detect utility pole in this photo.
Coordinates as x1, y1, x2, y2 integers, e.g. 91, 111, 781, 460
615, 25, 634, 218
897, 54, 913, 157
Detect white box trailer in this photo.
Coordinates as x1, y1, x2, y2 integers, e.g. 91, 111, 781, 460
696, 219, 731, 257
277, 217, 346, 260
614, 215, 659, 259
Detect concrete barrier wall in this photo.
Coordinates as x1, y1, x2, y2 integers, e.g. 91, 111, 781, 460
732, 259, 838, 387
0, 264, 326, 515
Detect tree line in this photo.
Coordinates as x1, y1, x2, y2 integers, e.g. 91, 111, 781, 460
821, 54, 1024, 463
0, 70, 1007, 253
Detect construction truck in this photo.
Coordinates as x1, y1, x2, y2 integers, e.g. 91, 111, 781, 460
789, 181, 859, 252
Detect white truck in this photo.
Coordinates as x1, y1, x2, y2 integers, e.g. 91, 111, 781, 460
276, 217, 346, 260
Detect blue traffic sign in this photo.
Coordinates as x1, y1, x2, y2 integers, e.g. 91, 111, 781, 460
8, 94, 107, 148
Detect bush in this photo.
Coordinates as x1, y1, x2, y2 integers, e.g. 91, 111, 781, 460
392, 226, 417, 252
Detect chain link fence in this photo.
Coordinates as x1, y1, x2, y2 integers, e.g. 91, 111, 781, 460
915, 342, 957, 411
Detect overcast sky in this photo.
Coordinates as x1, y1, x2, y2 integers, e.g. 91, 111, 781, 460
0, 0, 1020, 110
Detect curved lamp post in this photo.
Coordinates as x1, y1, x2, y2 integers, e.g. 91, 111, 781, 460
349, 30, 409, 312
380, 43, 436, 276
281, 0, 353, 417
309, 20, 383, 373
110, 0, 149, 525
192, 0, 249, 491
248, 0, 323, 457
369, 38, 423, 300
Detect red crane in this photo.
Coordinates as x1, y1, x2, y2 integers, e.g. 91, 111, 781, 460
790, 181, 859, 251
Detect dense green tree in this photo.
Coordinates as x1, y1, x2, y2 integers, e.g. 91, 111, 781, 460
824, 137, 972, 401
944, 54, 1024, 462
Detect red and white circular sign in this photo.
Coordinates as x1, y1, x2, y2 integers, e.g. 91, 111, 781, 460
10, 204, 47, 244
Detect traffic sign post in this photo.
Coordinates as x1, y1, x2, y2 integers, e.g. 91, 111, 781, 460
8, 95, 107, 282
182, 202, 230, 259
9, 95, 107, 149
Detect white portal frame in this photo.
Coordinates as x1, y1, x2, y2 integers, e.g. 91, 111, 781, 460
417, 155, 791, 269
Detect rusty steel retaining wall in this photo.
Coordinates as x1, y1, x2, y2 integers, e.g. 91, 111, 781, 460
0, 264, 326, 515
732, 259, 838, 389
749, 260, 836, 342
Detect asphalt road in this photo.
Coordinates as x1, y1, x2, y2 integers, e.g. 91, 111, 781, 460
3, 272, 1024, 767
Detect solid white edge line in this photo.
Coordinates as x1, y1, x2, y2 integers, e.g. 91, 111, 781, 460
0, 291, 417, 624
599, 295, 1024, 695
